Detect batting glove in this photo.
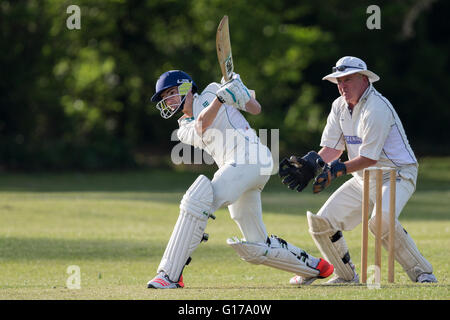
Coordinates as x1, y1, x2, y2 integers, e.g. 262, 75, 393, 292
216, 75, 251, 111
312, 159, 347, 193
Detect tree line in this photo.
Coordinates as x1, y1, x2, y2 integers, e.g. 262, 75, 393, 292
0, 0, 448, 170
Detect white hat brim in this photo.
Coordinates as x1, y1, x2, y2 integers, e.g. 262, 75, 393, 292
322, 69, 380, 84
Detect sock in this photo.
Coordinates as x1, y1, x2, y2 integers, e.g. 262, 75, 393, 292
307, 256, 320, 269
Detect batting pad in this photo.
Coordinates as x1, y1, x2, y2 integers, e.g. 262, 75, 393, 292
227, 236, 319, 278
368, 217, 433, 282
158, 175, 214, 282
307, 211, 355, 280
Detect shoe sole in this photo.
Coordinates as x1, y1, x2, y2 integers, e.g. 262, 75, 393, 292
147, 283, 183, 289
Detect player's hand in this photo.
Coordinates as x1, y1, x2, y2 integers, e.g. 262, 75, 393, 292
279, 151, 325, 192
312, 159, 347, 193
220, 72, 238, 85
216, 76, 251, 111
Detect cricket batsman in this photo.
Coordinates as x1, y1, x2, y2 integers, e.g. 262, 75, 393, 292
279, 56, 437, 284
147, 70, 334, 288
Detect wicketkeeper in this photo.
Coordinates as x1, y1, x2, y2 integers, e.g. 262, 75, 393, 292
147, 70, 333, 288
279, 56, 437, 284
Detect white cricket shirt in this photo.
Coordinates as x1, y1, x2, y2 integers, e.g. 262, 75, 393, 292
320, 84, 418, 180
177, 82, 263, 168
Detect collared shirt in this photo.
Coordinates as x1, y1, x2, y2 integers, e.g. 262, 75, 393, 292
176, 82, 259, 168
320, 84, 418, 180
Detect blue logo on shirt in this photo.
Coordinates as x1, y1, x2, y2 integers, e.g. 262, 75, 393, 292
344, 135, 362, 144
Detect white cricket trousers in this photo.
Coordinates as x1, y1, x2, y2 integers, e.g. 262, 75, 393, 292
210, 144, 273, 243
317, 164, 418, 231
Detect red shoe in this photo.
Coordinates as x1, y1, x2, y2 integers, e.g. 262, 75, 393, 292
147, 272, 184, 289
316, 258, 334, 278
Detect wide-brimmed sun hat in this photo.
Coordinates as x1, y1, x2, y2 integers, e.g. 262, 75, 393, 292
322, 56, 380, 84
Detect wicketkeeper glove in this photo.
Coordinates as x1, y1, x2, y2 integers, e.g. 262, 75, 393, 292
216, 74, 251, 111
279, 151, 325, 192
312, 159, 347, 193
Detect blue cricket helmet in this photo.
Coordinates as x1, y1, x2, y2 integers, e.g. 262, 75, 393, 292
151, 70, 198, 102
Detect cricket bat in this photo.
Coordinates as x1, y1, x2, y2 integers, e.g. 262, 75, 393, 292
216, 15, 255, 98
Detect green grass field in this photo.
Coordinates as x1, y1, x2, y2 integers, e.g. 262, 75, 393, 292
0, 157, 449, 300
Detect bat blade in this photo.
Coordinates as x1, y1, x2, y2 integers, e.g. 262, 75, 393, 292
216, 16, 255, 98
216, 15, 233, 82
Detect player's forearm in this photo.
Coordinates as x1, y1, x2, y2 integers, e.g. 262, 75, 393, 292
343, 155, 377, 173
244, 98, 261, 115
318, 147, 343, 163
195, 97, 223, 135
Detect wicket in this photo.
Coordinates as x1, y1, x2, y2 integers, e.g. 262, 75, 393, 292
361, 167, 397, 284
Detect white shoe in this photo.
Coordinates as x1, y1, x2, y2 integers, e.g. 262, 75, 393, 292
290, 275, 319, 285
325, 264, 359, 284
325, 273, 360, 284
289, 258, 335, 285
417, 273, 437, 283
147, 272, 184, 289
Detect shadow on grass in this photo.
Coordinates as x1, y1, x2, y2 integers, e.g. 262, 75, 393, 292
0, 158, 448, 223
260, 191, 450, 221
0, 237, 165, 261
0, 169, 207, 193
1, 158, 448, 193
